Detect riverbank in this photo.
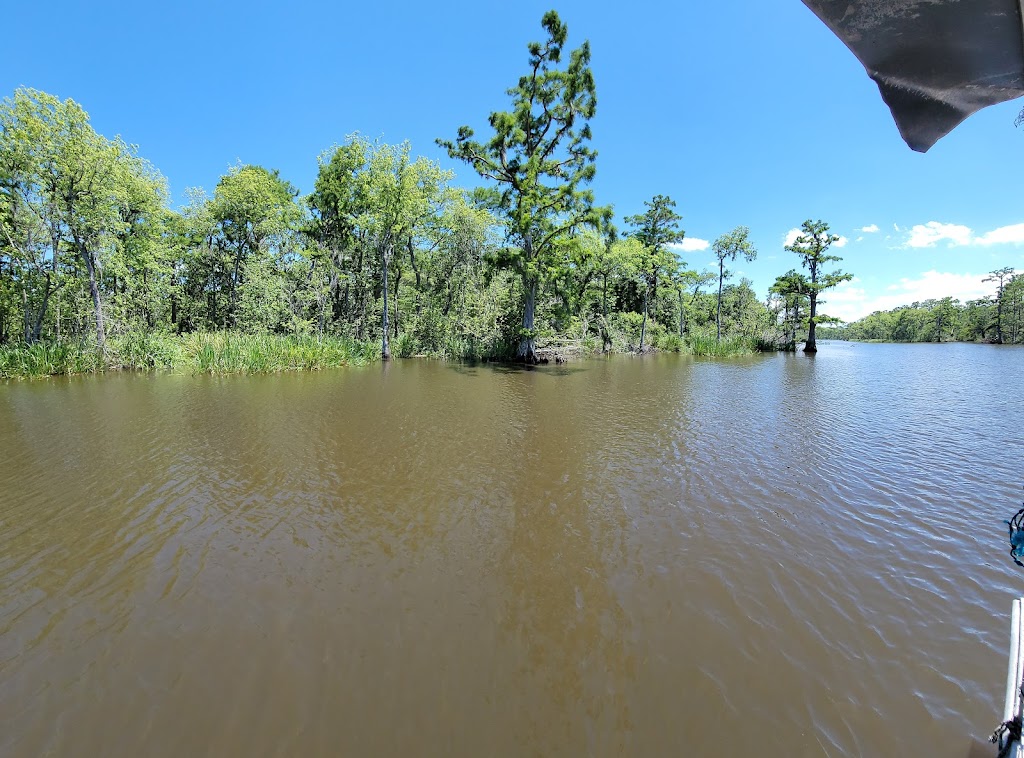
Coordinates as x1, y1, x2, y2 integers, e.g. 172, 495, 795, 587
0, 329, 781, 380
0, 332, 380, 380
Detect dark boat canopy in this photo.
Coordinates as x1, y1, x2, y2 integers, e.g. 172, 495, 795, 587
801, 0, 1024, 151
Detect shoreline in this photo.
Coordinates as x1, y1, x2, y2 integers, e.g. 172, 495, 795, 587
0, 330, 776, 381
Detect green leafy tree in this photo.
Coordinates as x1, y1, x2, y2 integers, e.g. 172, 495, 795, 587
959, 297, 994, 342
359, 141, 449, 360
549, 229, 602, 331
769, 269, 810, 350
0, 88, 166, 356
609, 236, 649, 346
669, 264, 699, 338
624, 195, 685, 349
785, 220, 852, 353
308, 137, 374, 337
106, 164, 172, 334
1003, 273, 1024, 343
0, 92, 70, 344
439, 11, 607, 363
210, 164, 303, 329
984, 266, 1016, 343
930, 296, 959, 342
407, 191, 495, 355
310, 136, 450, 359
587, 227, 635, 350
711, 226, 756, 342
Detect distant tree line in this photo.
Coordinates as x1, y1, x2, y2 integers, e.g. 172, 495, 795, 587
0, 14, 855, 370
817, 267, 1023, 344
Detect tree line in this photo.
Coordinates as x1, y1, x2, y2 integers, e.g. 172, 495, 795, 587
819, 267, 1024, 344
0, 13, 853, 371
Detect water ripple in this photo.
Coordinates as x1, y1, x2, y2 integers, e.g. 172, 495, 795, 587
1, 348, 1021, 756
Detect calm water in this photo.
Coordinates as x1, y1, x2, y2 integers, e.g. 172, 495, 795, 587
1, 342, 1022, 757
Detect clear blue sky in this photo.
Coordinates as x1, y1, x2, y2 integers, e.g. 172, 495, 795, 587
5, 0, 1023, 321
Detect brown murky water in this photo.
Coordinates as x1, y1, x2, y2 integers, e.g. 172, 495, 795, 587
2, 343, 1022, 757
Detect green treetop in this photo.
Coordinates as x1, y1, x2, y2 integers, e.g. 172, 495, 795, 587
711, 226, 756, 343
624, 194, 685, 350
438, 10, 608, 363
784, 219, 852, 353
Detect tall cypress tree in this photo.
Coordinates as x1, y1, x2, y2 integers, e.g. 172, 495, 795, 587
439, 11, 607, 363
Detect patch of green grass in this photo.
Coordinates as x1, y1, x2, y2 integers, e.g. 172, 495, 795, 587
113, 331, 184, 370
174, 332, 377, 374
686, 330, 758, 357
0, 332, 378, 379
655, 333, 686, 353
0, 341, 100, 379
393, 332, 417, 359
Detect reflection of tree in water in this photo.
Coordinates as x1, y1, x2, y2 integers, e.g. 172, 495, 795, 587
491, 369, 637, 756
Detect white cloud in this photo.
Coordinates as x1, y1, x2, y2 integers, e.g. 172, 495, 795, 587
668, 238, 709, 253
975, 223, 1024, 246
860, 224, 879, 233
822, 282, 871, 323
905, 221, 973, 248
889, 271, 995, 301
893, 223, 901, 232
824, 270, 1002, 323
901, 220, 1024, 248
834, 236, 848, 248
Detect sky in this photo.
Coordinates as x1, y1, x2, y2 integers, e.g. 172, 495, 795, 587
4, 0, 1023, 322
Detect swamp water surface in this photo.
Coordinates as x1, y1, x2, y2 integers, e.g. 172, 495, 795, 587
1, 342, 1023, 757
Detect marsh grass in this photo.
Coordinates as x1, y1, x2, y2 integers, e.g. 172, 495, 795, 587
393, 333, 417, 359
0, 332, 377, 379
174, 333, 378, 374
1, 327, 792, 379
0, 341, 101, 378
685, 331, 758, 357
655, 333, 686, 353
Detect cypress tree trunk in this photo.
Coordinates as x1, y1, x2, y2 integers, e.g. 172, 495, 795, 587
77, 240, 106, 358
804, 293, 818, 353
31, 278, 52, 343
716, 262, 724, 343
517, 277, 538, 363
381, 245, 391, 361
995, 293, 1004, 343
639, 285, 648, 351
393, 266, 401, 340
516, 236, 538, 363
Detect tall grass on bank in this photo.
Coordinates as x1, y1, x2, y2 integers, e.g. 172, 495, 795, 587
0, 341, 103, 378
0, 332, 378, 379
686, 331, 759, 357
172, 333, 378, 374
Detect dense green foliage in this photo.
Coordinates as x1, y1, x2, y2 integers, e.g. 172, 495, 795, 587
624, 195, 686, 350
1, 14, 852, 379
712, 226, 757, 342
438, 11, 608, 362
784, 220, 852, 353
819, 270, 1024, 344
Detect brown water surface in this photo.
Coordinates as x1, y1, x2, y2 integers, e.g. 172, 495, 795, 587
2, 343, 1022, 756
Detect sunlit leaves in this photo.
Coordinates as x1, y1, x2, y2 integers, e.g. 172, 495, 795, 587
438, 11, 605, 359
784, 219, 853, 352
